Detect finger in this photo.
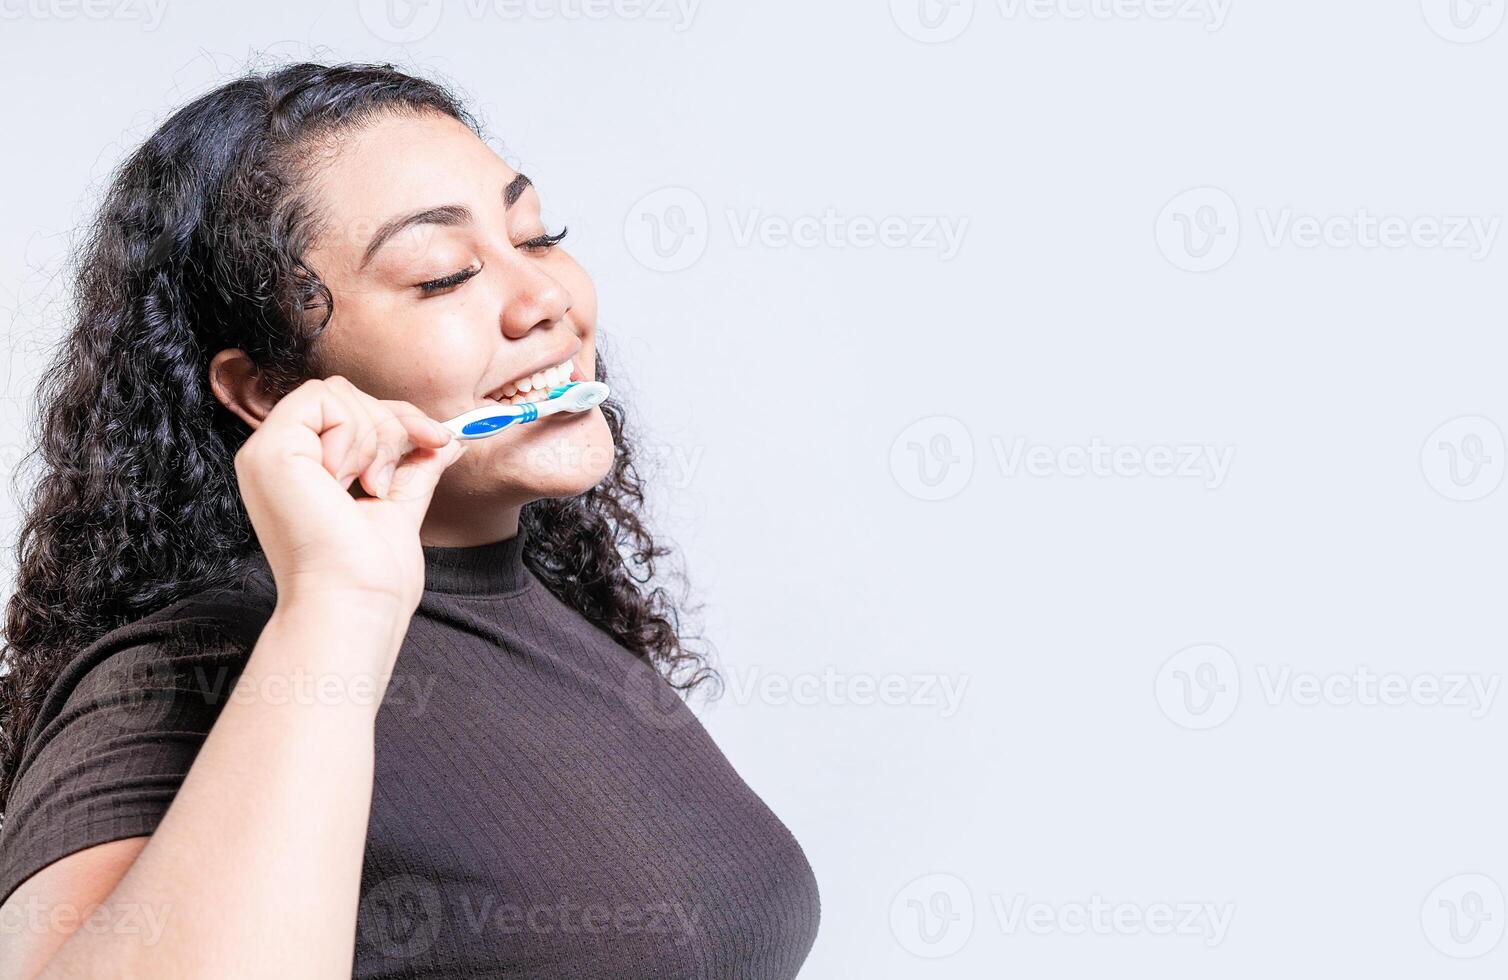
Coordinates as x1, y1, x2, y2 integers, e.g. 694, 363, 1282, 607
290, 380, 451, 498
328, 383, 428, 497
354, 400, 455, 499
319, 376, 385, 487
376, 399, 454, 449
356, 409, 419, 500
355, 398, 456, 498
384, 437, 469, 517
266, 377, 372, 488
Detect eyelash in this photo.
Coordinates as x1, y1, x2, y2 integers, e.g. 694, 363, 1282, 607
417, 265, 481, 293
414, 227, 569, 294
520, 226, 569, 252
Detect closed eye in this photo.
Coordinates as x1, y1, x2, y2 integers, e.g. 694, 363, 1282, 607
412, 226, 564, 294
416, 264, 482, 294
518, 227, 568, 252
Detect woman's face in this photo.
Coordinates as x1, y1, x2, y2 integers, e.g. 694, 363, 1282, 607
297, 110, 613, 534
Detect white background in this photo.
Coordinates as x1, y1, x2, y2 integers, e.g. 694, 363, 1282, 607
2, 0, 1506, 976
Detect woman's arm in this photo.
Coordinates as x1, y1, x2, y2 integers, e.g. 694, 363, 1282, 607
1, 595, 408, 980
0, 838, 149, 979
2, 377, 463, 979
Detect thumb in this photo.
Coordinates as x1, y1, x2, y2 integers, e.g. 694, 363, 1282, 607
384, 437, 469, 519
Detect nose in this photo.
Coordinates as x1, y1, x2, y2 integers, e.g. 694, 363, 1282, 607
497, 256, 571, 339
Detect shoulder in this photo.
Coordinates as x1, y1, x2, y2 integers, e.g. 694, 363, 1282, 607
17, 565, 278, 772
0, 563, 279, 907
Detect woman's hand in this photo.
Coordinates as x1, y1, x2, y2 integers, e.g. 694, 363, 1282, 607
235, 375, 468, 615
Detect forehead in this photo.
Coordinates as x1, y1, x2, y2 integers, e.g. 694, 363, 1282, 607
303, 111, 519, 248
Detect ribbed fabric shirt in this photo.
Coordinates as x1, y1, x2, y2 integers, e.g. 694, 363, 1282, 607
0, 527, 821, 978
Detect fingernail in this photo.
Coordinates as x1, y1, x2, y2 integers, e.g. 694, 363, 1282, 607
376, 461, 396, 497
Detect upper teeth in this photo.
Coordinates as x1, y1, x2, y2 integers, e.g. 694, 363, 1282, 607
491, 358, 574, 404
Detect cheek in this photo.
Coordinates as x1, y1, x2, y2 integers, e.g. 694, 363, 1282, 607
321, 296, 492, 414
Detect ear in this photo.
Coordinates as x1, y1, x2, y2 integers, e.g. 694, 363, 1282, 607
207, 348, 281, 430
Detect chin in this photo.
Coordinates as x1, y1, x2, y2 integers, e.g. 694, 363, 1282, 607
489, 409, 616, 499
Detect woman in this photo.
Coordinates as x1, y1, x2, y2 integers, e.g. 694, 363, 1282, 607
0, 63, 820, 978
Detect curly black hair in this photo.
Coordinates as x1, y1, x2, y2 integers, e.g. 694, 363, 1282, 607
0, 61, 717, 817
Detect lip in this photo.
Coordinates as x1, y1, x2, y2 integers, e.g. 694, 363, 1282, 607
484, 346, 583, 401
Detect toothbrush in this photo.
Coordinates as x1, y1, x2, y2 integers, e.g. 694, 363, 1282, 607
440, 381, 611, 440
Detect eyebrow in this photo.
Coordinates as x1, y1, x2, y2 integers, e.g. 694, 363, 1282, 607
359, 173, 535, 270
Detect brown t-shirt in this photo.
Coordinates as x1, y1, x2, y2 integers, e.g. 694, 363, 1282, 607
0, 527, 820, 977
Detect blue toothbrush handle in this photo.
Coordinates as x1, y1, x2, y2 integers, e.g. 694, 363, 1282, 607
458, 401, 538, 437
444, 382, 606, 440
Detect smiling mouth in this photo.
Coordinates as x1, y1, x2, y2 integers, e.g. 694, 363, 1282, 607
484, 357, 581, 406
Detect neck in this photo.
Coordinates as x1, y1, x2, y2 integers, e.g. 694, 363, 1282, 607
420, 518, 533, 596
419, 503, 523, 548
